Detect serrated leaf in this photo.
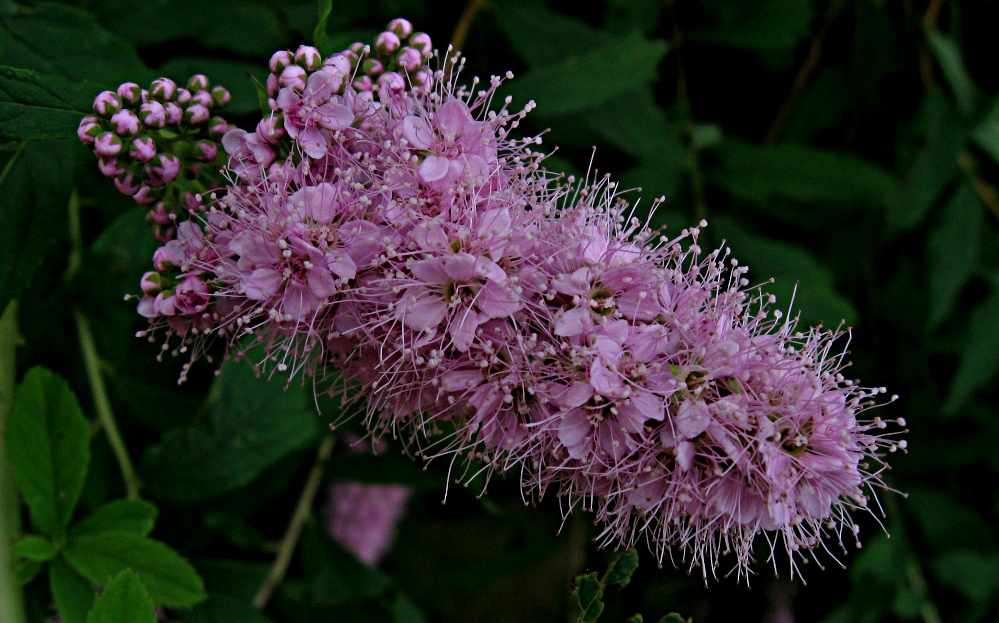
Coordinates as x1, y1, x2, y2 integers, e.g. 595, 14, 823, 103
573, 572, 605, 623
604, 549, 639, 588
0, 2, 154, 86
493, 3, 606, 66
50, 555, 96, 623
5, 367, 90, 535
944, 287, 999, 414
70, 499, 158, 538
86, 568, 156, 623
0, 141, 73, 315
503, 32, 668, 116
140, 351, 320, 503
63, 532, 206, 608
13, 534, 55, 561
926, 179, 984, 329
0, 66, 97, 140
925, 29, 976, 118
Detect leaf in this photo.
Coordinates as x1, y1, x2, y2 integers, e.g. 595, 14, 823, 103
625, 615, 644, 623
300, 524, 391, 604
50, 555, 96, 623
573, 572, 605, 623
140, 353, 320, 503
0, 66, 96, 140
15, 559, 44, 585
392, 594, 428, 623
70, 499, 158, 538
63, 531, 206, 608
313, 0, 333, 55
13, 534, 56, 561
905, 486, 995, 550
86, 568, 156, 623
925, 29, 976, 118
926, 179, 984, 329
658, 615, 689, 623
0, 2, 154, 86
182, 559, 274, 623
4, 367, 90, 535
582, 88, 686, 164
972, 96, 999, 165
492, 3, 606, 66
688, 0, 814, 53
0, 141, 73, 315
944, 287, 999, 414
603, 549, 639, 588
502, 32, 669, 116
932, 551, 999, 604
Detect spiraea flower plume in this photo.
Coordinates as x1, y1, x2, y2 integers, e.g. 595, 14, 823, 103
79, 18, 906, 581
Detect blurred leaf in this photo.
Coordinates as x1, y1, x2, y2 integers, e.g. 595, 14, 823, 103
0, 141, 73, 315
15, 559, 44, 586
300, 523, 391, 603
183, 560, 274, 623
156, 57, 268, 116
140, 354, 320, 503
906, 486, 995, 550
688, 0, 814, 53
573, 572, 604, 622
313, 0, 333, 55
493, 3, 606, 66
13, 534, 56, 562
932, 551, 999, 605
972, 97, 999, 165
711, 139, 895, 211
889, 93, 963, 234
63, 531, 206, 608
926, 179, 984, 330
203, 512, 271, 551
392, 594, 429, 623
85, 568, 156, 623
107, 374, 201, 434
5, 367, 90, 535
944, 286, 999, 414
50, 555, 97, 623
70, 499, 158, 538
784, 67, 849, 142
0, 2, 153, 86
604, 0, 662, 35
604, 549, 639, 588
502, 32, 668, 116
925, 28, 976, 118
582, 89, 686, 165
0, 66, 96, 140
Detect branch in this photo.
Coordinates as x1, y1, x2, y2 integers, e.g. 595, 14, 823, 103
0, 302, 27, 623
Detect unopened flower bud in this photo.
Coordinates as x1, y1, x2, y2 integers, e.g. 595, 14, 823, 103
409, 32, 432, 56
377, 72, 406, 100
361, 58, 383, 76
139, 101, 166, 128
266, 73, 280, 98
208, 116, 230, 139
323, 54, 352, 78
341, 49, 359, 66
150, 78, 177, 102
146, 153, 181, 186
152, 246, 176, 272
396, 47, 422, 71
192, 139, 218, 162
164, 103, 184, 125
93, 91, 122, 117
191, 90, 214, 109
269, 49, 293, 74
140, 271, 162, 295
115, 170, 141, 195
187, 74, 210, 92
388, 18, 413, 39
348, 41, 366, 56
211, 86, 231, 107
175, 274, 210, 314
174, 88, 192, 105
117, 82, 143, 105
110, 109, 140, 136
257, 115, 285, 143
184, 104, 211, 125
98, 157, 125, 178
295, 45, 322, 71
279, 65, 307, 91
94, 131, 124, 157
410, 69, 432, 89
77, 116, 102, 145
352, 75, 374, 92
375, 31, 401, 56
181, 192, 203, 213
129, 136, 157, 162
132, 184, 157, 205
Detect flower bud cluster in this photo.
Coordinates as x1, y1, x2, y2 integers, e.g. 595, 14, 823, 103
78, 75, 233, 241
90, 20, 904, 581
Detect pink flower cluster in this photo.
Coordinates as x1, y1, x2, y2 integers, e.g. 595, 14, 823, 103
94, 20, 906, 580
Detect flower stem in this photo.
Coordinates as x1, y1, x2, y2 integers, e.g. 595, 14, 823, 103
74, 310, 141, 500
253, 435, 335, 610
0, 301, 28, 623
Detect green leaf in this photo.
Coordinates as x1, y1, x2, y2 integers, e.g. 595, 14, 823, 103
0, 2, 154, 86
15, 559, 44, 585
0, 141, 73, 315
972, 97, 999, 165
0, 66, 96, 140
140, 353, 320, 503
182, 560, 274, 623
925, 29, 976, 118
502, 32, 668, 116
932, 551, 999, 604
392, 594, 428, 623
905, 486, 994, 551
326, 452, 441, 490
573, 572, 605, 623
300, 524, 391, 603
13, 534, 56, 561
70, 499, 158, 538
313, 0, 333, 55
63, 532, 206, 608
50, 555, 96, 623
944, 287, 999, 414
926, 179, 984, 330
86, 568, 156, 623
625, 615, 644, 623
658, 615, 689, 623
493, 3, 606, 66
582, 89, 686, 164
603, 549, 639, 588
688, 0, 814, 53
4, 367, 90, 535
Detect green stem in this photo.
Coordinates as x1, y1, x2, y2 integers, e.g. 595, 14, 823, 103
253, 435, 335, 610
0, 301, 27, 623
74, 311, 141, 500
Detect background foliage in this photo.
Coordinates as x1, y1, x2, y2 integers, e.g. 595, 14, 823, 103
1, 0, 998, 621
